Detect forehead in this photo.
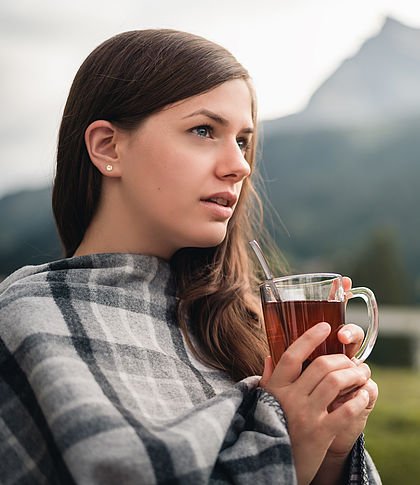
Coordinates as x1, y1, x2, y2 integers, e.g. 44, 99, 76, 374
160, 79, 254, 128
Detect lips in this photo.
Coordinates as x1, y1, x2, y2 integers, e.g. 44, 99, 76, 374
201, 192, 237, 208
200, 192, 237, 220
207, 197, 229, 207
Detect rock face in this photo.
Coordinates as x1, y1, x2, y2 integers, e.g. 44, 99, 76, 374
257, 17, 420, 303
265, 17, 420, 132
2, 17, 420, 303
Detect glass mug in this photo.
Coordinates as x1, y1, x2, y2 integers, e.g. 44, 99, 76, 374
260, 273, 379, 367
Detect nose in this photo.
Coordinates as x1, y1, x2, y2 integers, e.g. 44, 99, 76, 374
215, 141, 251, 181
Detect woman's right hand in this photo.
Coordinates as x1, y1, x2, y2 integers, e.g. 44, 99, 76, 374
259, 322, 373, 485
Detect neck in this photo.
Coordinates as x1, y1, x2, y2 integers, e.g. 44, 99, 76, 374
74, 183, 175, 260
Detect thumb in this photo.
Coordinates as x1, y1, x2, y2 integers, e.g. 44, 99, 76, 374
259, 355, 274, 388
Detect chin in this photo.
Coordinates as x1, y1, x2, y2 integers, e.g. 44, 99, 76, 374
188, 227, 228, 249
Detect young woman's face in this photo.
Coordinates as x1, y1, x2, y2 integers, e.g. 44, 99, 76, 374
116, 79, 254, 258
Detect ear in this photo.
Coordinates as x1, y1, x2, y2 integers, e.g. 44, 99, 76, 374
84, 120, 122, 177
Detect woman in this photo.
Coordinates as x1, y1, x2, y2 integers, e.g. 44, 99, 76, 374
0, 30, 380, 484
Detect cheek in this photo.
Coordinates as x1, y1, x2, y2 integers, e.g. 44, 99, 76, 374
123, 140, 207, 212
124, 149, 166, 191
235, 181, 246, 204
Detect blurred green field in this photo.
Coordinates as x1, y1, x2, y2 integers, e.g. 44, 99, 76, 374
365, 366, 420, 484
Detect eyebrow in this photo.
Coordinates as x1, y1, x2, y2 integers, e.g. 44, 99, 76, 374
183, 109, 254, 134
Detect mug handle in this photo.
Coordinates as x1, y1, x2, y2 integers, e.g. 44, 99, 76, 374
346, 287, 379, 363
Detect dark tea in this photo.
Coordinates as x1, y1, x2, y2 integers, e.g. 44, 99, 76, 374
262, 300, 345, 366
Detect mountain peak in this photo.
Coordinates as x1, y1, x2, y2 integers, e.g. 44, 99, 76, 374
372, 15, 420, 50
266, 16, 420, 132
382, 16, 408, 30
381, 15, 418, 33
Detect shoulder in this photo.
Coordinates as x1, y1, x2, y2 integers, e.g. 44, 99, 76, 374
0, 261, 57, 308
0, 261, 66, 340
0, 255, 98, 305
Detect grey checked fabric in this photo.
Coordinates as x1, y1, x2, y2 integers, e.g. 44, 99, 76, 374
0, 253, 381, 484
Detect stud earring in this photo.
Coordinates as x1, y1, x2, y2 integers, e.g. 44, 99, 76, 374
105, 164, 113, 172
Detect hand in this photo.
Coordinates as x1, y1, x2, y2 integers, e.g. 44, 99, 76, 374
324, 276, 379, 459
311, 372, 378, 485
259, 322, 376, 485
338, 277, 363, 359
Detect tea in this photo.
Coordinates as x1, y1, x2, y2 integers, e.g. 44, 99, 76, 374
262, 300, 345, 366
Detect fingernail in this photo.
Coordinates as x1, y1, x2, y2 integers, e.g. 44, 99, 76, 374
342, 329, 352, 340
360, 389, 369, 401
316, 322, 330, 333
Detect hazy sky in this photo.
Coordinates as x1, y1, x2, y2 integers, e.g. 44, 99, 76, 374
2, 0, 420, 197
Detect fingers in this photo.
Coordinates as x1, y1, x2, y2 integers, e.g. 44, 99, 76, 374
309, 363, 371, 411
338, 324, 363, 345
326, 388, 370, 432
259, 356, 274, 388
273, 322, 331, 385
338, 324, 365, 358
362, 378, 379, 410
342, 276, 352, 292
343, 276, 353, 303
328, 276, 351, 300
293, 353, 362, 398
327, 378, 378, 429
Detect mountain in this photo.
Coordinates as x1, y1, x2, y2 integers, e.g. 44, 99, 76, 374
260, 115, 420, 280
0, 188, 61, 279
265, 17, 420, 133
1, 17, 420, 304
255, 16, 420, 303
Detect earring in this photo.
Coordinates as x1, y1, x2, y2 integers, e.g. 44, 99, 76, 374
105, 164, 113, 172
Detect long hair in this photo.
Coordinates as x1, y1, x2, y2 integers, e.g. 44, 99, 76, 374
53, 29, 270, 381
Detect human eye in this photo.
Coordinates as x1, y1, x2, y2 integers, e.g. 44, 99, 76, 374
191, 125, 213, 138
237, 137, 251, 153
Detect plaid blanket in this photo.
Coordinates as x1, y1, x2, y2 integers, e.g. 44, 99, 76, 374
0, 253, 381, 484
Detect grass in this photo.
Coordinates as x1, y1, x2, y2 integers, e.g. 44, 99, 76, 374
364, 366, 420, 484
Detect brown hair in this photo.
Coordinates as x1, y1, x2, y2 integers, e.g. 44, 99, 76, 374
53, 29, 269, 381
